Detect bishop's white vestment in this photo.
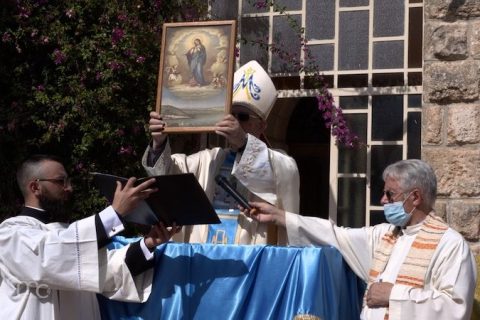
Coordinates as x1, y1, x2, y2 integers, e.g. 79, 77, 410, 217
142, 134, 300, 245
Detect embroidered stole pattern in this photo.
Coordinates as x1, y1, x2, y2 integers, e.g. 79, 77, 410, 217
365, 213, 448, 319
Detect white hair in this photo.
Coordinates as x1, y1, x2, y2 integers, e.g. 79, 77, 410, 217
382, 159, 437, 208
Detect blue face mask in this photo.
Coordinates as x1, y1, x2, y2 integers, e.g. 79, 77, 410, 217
383, 194, 415, 227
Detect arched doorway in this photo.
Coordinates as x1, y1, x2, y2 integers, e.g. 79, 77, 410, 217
267, 96, 331, 219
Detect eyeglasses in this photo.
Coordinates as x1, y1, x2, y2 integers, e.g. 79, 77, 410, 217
232, 112, 260, 122
383, 190, 401, 203
36, 177, 71, 188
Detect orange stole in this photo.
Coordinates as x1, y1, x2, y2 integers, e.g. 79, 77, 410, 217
364, 213, 448, 319
395, 215, 448, 288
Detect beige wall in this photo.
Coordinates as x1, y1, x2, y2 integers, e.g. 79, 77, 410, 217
423, 0, 480, 254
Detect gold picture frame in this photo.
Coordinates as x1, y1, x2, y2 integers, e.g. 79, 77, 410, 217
156, 20, 237, 133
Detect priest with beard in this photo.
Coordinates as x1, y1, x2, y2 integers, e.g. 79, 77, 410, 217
0, 154, 180, 319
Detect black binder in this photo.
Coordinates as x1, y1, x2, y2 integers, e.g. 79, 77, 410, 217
91, 172, 220, 226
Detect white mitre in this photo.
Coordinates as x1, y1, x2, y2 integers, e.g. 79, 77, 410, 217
232, 60, 277, 120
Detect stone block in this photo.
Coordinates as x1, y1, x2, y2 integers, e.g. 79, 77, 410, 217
423, 148, 480, 197
447, 200, 480, 241
472, 21, 480, 59
434, 199, 447, 219
424, 61, 479, 103
425, 23, 467, 60
447, 103, 480, 145
426, 0, 480, 20
423, 105, 443, 145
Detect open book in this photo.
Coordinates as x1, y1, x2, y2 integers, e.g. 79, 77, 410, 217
91, 172, 220, 226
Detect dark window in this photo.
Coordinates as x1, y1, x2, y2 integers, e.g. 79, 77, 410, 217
408, 72, 422, 86
372, 95, 404, 141
408, 94, 422, 108
306, 0, 335, 40
271, 76, 301, 90
338, 74, 368, 88
372, 73, 404, 87
339, 11, 369, 70
272, 15, 302, 73
307, 44, 334, 71
373, 41, 404, 69
339, 96, 368, 110
370, 145, 403, 205
340, 0, 369, 6
338, 114, 367, 173
275, 0, 302, 11
242, 1, 269, 13
211, 0, 239, 19
370, 210, 387, 225
373, 0, 404, 37
338, 178, 366, 227
408, 7, 423, 68
240, 17, 269, 67
286, 97, 331, 219
304, 75, 334, 89
407, 112, 421, 159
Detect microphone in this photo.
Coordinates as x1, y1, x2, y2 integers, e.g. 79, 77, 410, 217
215, 175, 251, 209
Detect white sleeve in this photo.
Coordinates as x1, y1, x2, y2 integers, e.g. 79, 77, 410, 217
139, 239, 154, 261
285, 211, 387, 282
98, 244, 153, 302
142, 141, 219, 178
142, 141, 175, 176
98, 206, 125, 237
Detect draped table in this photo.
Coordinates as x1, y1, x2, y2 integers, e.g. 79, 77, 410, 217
98, 238, 365, 320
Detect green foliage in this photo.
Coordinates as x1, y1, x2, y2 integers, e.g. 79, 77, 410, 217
0, 0, 353, 223
0, 0, 207, 221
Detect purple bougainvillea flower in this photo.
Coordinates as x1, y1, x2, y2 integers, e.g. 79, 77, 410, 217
112, 27, 125, 45
107, 61, 122, 70
74, 162, 84, 172
18, 7, 30, 19
316, 94, 359, 148
7, 120, 16, 132
254, 1, 268, 9
118, 146, 133, 155
2, 32, 12, 43
53, 49, 66, 65
154, 0, 163, 9
117, 13, 127, 21
132, 126, 141, 135
65, 9, 74, 18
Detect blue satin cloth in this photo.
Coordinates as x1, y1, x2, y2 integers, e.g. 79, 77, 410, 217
98, 237, 365, 320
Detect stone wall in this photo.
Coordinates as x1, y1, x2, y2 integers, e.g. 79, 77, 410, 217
423, 0, 480, 253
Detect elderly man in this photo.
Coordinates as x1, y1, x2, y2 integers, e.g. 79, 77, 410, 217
244, 159, 476, 319
142, 60, 300, 245
0, 154, 178, 319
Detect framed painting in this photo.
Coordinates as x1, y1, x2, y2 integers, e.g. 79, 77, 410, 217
156, 20, 237, 133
